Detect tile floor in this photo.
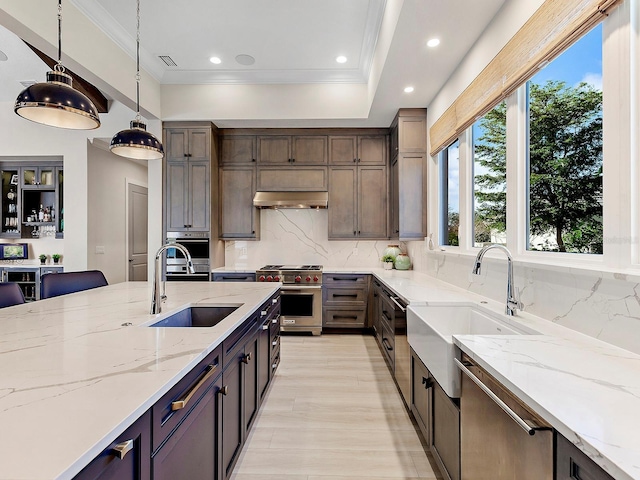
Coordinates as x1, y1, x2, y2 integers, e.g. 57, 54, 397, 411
231, 334, 442, 480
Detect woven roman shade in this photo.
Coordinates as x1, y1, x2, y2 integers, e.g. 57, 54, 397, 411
429, 0, 622, 157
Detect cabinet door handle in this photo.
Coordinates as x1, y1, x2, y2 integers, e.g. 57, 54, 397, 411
242, 352, 252, 364
291, 158, 295, 163
332, 293, 358, 298
171, 364, 218, 411
272, 340, 278, 346
252, 158, 256, 162
112, 439, 134, 460
334, 277, 359, 282
334, 315, 359, 320
272, 314, 280, 324
382, 338, 393, 351
353, 158, 357, 163
262, 324, 269, 330
272, 296, 280, 304
219, 385, 228, 396
422, 377, 433, 389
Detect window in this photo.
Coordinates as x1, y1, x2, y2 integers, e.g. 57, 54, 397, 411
526, 24, 603, 254
440, 140, 460, 246
472, 101, 507, 247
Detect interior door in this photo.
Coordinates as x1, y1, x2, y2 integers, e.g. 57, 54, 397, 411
128, 183, 148, 281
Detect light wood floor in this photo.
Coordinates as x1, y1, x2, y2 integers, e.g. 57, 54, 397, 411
231, 334, 442, 480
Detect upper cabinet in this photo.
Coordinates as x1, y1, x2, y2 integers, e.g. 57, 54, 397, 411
164, 124, 214, 233
220, 136, 256, 165
0, 161, 63, 239
257, 135, 327, 165
389, 109, 428, 240
329, 135, 386, 165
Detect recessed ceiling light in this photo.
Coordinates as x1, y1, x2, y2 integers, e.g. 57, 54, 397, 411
336, 56, 347, 64
235, 54, 255, 66
404, 86, 414, 93
209, 56, 222, 64
427, 38, 440, 48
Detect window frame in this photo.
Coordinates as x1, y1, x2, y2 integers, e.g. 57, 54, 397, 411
432, 6, 637, 273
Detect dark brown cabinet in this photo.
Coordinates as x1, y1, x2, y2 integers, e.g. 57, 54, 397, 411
389, 109, 427, 240
1, 162, 63, 239
328, 165, 387, 239
369, 278, 383, 343
410, 349, 460, 480
219, 167, 259, 239
322, 274, 369, 329
74, 411, 151, 480
329, 135, 386, 165
164, 125, 212, 232
556, 433, 614, 480
220, 136, 256, 164
258, 135, 327, 165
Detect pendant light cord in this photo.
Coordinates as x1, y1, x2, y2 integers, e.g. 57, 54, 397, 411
135, 0, 141, 121
55, 0, 64, 73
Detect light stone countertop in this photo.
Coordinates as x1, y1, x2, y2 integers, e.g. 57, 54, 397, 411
0, 281, 280, 480
453, 334, 640, 480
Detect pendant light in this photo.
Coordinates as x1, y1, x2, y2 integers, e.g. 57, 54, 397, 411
14, 0, 101, 130
110, 0, 163, 160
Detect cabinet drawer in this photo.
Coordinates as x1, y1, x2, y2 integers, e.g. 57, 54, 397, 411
323, 274, 368, 287
380, 321, 395, 370
270, 333, 280, 357
323, 286, 367, 305
323, 307, 367, 328
152, 345, 221, 452
271, 347, 281, 375
223, 313, 259, 367
212, 272, 255, 282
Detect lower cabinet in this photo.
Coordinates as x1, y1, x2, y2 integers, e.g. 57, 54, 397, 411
74, 411, 151, 480
73, 291, 281, 480
322, 274, 369, 330
556, 433, 614, 480
152, 376, 222, 480
410, 349, 460, 480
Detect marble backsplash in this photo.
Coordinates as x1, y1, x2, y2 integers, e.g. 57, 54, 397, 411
405, 241, 640, 355
224, 209, 401, 269
224, 210, 640, 355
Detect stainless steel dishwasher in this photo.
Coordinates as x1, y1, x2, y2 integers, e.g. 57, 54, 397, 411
456, 354, 553, 480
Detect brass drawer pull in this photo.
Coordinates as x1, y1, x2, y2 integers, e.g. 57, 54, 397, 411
113, 439, 134, 460
171, 364, 218, 411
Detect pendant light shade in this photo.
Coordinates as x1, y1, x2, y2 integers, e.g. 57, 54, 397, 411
14, 1, 100, 130
110, 0, 164, 160
110, 120, 164, 160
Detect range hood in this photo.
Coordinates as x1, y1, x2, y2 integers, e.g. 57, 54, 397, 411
253, 191, 328, 209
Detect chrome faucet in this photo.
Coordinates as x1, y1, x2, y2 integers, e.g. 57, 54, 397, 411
472, 244, 523, 316
151, 242, 195, 314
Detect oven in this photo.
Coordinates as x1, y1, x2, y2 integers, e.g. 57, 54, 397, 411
165, 232, 210, 282
256, 265, 323, 335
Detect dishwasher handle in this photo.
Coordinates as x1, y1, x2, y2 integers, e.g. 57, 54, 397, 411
390, 296, 406, 312
455, 358, 550, 436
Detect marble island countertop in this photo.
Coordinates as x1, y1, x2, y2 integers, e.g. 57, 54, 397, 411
0, 281, 279, 480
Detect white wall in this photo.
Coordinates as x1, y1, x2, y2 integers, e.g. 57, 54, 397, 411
87, 142, 147, 284
0, 100, 162, 274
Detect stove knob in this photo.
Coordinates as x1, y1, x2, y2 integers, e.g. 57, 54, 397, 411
266, 275, 273, 282
274, 275, 280, 282
305, 276, 311, 282
313, 276, 319, 282
295, 275, 302, 283
258, 275, 265, 282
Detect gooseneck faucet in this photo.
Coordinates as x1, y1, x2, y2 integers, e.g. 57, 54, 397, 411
472, 244, 523, 316
151, 242, 195, 314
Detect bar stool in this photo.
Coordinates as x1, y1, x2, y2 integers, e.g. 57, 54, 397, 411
0, 282, 26, 308
40, 270, 108, 299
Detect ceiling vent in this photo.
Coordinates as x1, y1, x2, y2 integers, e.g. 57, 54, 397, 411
158, 55, 177, 67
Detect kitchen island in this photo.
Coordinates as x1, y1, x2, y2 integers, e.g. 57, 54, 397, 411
0, 281, 279, 480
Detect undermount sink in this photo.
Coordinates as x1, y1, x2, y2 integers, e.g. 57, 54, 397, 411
407, 305, 539, 398
147, 305, 240, 328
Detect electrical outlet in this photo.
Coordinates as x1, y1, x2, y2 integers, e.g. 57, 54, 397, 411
95, 246, 105, 254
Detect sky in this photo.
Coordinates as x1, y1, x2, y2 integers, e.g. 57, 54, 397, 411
445, 23, 604, 215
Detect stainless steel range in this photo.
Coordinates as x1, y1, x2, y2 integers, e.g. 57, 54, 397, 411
256, 265, 322, 335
